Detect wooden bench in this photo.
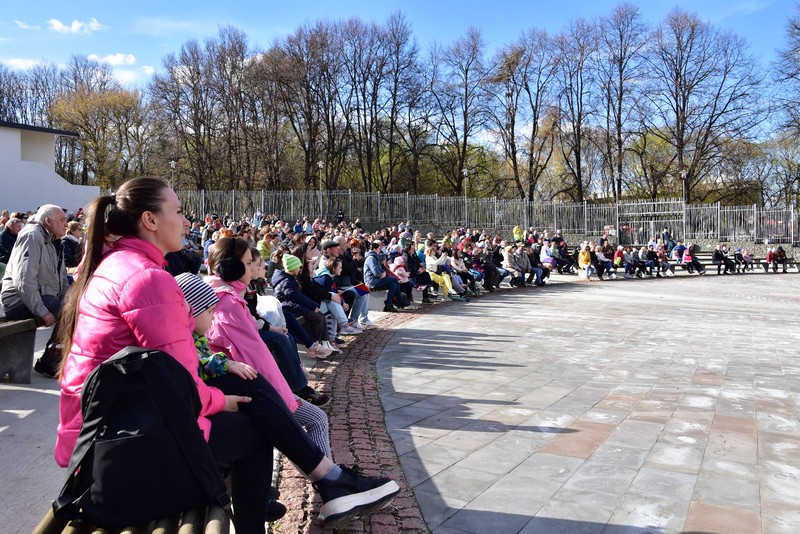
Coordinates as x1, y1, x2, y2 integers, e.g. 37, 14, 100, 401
33, 504, 230, 534
0, 317, 38, 383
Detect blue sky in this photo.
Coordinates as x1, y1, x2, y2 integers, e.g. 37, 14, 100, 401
1, 1, 795, 86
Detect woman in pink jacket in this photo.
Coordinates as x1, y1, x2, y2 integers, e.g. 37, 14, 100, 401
203, 237, 332, 459
55, 178, 398, 531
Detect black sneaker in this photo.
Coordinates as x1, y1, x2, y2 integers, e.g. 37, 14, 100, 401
314, 465, 400, 529
297, 386, 330, 407
421, 297, 434, 304
383, 304, 397, 312
266, 498, 287, 522
33, 359, 58, 379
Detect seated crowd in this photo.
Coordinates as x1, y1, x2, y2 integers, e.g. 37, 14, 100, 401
0, 192, 794, 532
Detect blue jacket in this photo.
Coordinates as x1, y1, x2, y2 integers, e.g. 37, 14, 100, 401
271, 268, 317, 315
363, 250, 385, 288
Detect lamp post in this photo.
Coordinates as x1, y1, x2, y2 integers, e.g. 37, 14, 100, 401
317, 160, 325, 215
462, 168, 469, 226
679, 169, 688, 241
679, 169, 687, 204
169, 160, 176, 190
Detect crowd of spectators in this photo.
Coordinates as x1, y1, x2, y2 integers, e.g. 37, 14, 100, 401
1, 192, 798, 530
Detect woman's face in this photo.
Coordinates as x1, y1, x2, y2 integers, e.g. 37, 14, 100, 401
149, 188, 190, 254
248, 255, 261, 279
305, 245, 314, 260
332, 262, 342, 275
238, 248, 255, 285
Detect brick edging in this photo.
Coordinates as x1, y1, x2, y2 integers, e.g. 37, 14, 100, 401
272, 304, 441, 533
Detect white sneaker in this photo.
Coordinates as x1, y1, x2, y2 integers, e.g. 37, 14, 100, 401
359, 319, 375, 328
339, 325, 361, 335
323, 340, 342, 354
346, 322, 364, 332
308, 341, 332, 359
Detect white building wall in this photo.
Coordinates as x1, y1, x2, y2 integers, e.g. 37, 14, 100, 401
0, 126, 99, 213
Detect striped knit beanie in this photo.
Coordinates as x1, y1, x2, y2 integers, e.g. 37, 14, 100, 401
282, 254, 302, 272
174, 273, 219, 317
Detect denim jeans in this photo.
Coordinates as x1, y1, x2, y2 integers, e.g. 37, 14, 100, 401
369, 275, 400, 307
258, 328, 308, 392
348, 293, 369, 323
495, 267, 510, 286
320, 300, 348, 327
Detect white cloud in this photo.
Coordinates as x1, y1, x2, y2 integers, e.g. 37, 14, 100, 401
112, 69, 140, 85
111, 65, 157, 87
2, 58, 40, 70
47, 17, 105, 35
88, 53, 136, 66
15, 20, 41, 30
0, 37, 10, 44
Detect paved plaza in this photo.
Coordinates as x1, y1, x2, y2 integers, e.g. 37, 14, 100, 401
1, 272, 799, 533
379, 273, 800, 533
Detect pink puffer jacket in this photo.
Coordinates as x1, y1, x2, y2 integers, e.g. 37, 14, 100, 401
204, 276, 299, 412
55, 237, 226, 467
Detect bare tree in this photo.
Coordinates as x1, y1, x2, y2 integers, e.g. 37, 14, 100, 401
383, 12, 419, 193
596, 3, 648, 200
554, 18, 597, 202
485, 29, 559, 200
645, 8, 765, 203
431, 27, 488, 195
775, 3, 800, 135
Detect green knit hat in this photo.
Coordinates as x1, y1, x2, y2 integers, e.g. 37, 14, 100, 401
283, 254, 302, 272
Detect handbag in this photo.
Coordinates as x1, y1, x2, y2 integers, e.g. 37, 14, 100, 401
53, 347, 232, 528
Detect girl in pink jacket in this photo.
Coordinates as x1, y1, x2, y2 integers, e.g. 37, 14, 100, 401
202, 239, 332, 459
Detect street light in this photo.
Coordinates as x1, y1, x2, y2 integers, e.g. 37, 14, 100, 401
169, 160, 176, 190
462, 168, 469, 226
679, 169, 687, 204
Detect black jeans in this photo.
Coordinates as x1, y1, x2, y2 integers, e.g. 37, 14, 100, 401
207, 373, 325, 533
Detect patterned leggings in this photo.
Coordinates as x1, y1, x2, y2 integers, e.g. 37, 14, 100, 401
293, 395, 332, 460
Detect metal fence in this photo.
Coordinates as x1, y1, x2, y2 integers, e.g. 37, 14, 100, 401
178, 189, 798, 245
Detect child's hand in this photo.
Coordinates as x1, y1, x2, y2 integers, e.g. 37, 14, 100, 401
229, 361, 258, 380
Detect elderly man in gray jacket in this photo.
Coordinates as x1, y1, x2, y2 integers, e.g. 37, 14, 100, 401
1, 204, 68, 377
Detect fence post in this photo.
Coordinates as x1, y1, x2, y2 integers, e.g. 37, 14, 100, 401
201, 190, 206, 219
682, 199, 686, 242
615, 201, 620, 242
377, 192, 381, 224
753, 204, 758, 243
435, 194, 439, 232
717, 202, 721, 241
553, 202, 557, 234
348, 190, 353, 222
291, 190, 294, 220
524, 198, 529, 231
464, 190, 468, 229
232, 190, 236, 220
791, 204, 795, 245
583, 201, 588, 235
406, 192, 410, 223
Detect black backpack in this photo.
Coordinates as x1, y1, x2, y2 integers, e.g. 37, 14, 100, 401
53, 347, 232, 528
